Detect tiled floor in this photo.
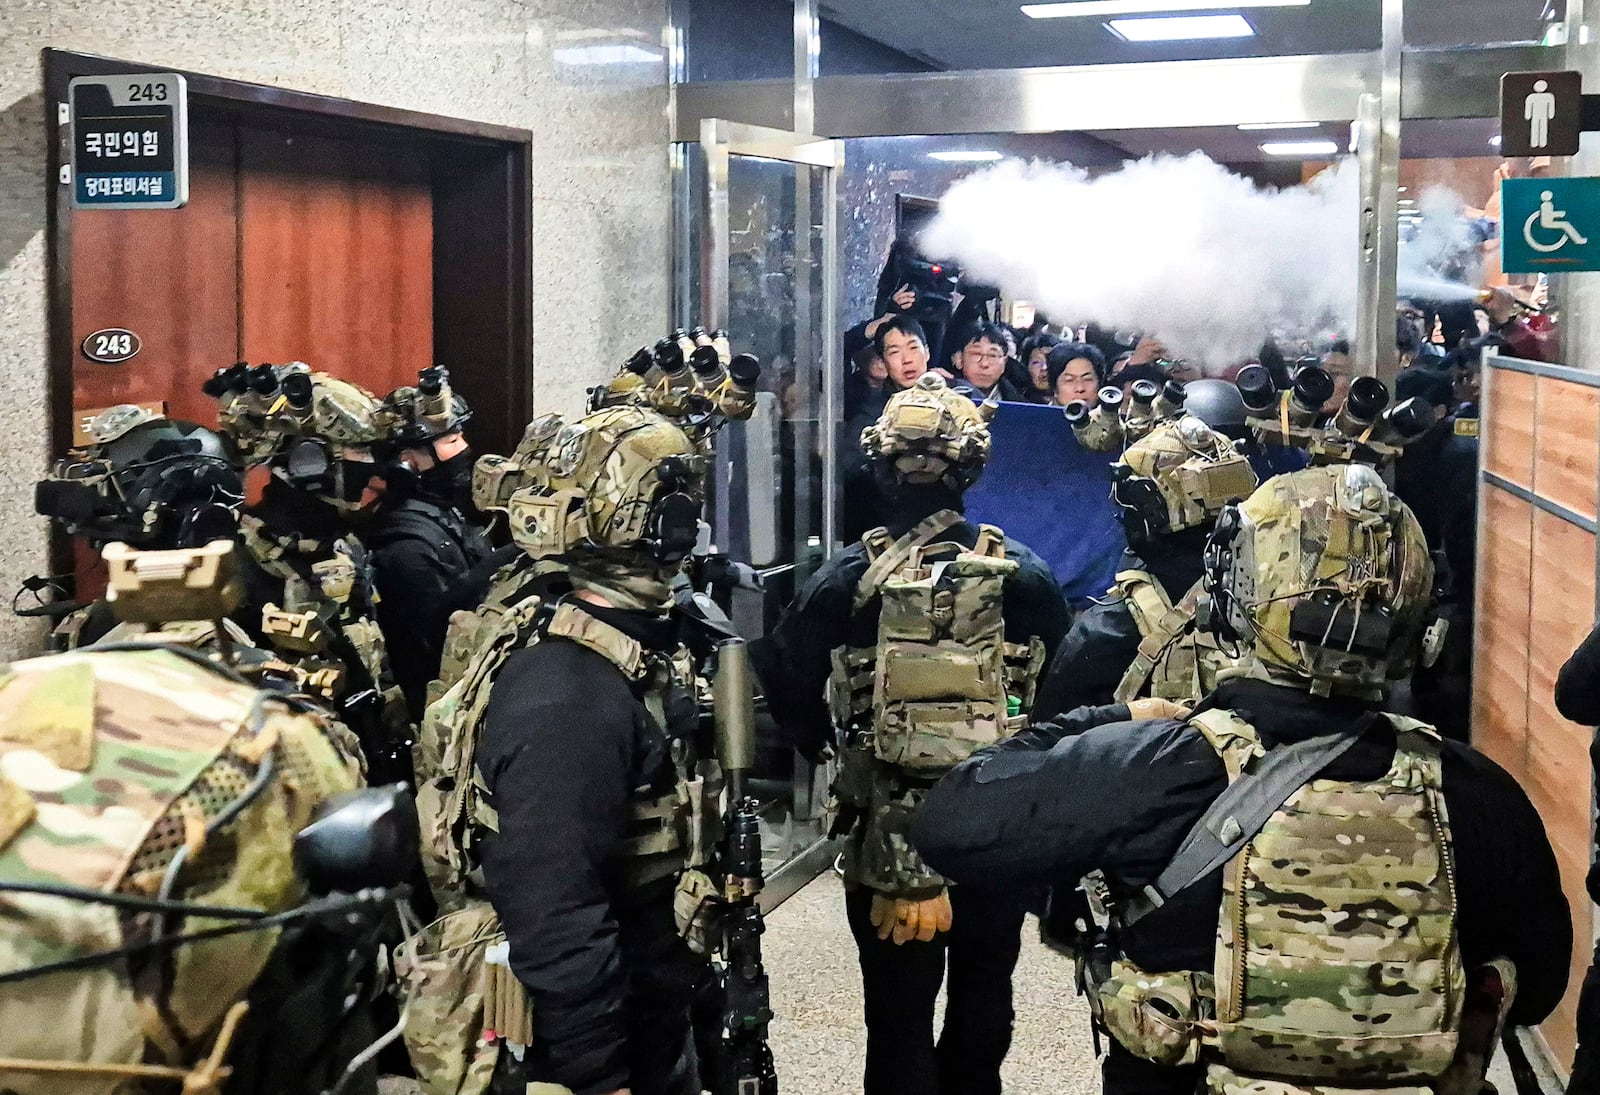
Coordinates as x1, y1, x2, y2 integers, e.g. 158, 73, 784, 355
381, 868, 1102, 1095
768, 871, 1102, 1095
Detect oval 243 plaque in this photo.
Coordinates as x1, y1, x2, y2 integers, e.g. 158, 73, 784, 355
81, 328, 141, 364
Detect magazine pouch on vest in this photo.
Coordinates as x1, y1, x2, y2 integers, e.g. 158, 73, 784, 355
868, 532, 1018, 772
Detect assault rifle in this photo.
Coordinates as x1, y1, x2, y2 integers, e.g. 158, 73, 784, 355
712, 638, 778, 1095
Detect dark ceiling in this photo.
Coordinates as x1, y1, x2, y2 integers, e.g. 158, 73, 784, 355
817, 0, 1554, 70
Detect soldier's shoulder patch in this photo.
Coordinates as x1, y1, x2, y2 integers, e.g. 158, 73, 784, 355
1453, 417, 1480, 438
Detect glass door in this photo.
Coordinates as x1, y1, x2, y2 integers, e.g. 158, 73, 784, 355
676, 119, 842, 897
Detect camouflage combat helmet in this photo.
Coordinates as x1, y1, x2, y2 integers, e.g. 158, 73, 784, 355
860, 372, 996, 489
1204, 463, 1434, 697
0, 642, 381, 1095
1113, 415, 1258, 543
205, 362, 385, 464
379, 366, 473, 447
204, 363, 385, 510
35, 407, 243, 550
504, 403, 704, 585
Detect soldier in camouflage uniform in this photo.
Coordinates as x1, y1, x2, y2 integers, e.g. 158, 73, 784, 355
913, 463, 1571, 1095
25, 405, 245, 650
203, 362, 410, 782
406, 390, 731, 1095
752, 373, 1070, 1095
0, 537, 412, 1095
1034, 389, 1259, 721
369, 367, 494, 722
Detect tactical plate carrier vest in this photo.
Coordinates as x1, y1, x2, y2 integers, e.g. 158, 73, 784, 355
239, 516, 399, 710
1095, 709, 1465, 1095
827, 512, 1045, 895
399, 594, 721, 1095
1112, 570, 1241, 706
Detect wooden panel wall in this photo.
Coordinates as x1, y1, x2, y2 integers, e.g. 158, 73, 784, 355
1536, 375, 1600, 523
239, 128, 433, 399
1474, 362, 1599, 1070
1473, 487, 1532, 776
69, 120, 239, 428
1528, 507, 1597, 1066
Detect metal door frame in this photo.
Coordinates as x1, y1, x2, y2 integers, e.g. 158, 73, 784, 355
696, 118, 845, 552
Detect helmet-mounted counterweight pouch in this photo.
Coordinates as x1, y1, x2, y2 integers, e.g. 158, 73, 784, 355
1113, 415, 1259, 543
861, 372, 996, 491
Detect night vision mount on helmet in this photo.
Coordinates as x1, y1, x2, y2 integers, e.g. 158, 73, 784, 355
204, 362, 385, 511
379, 366, 473, 447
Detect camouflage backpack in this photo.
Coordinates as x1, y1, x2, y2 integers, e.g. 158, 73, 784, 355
401, 595, 720, 1095
1111, 571, 1242, 706
0, 647, 363, 1095
1094, 708, 1465, 1093
827, 511, 1045, 895
828, 512, 1042, 772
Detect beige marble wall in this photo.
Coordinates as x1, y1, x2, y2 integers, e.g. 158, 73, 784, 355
0, 0, 673, 657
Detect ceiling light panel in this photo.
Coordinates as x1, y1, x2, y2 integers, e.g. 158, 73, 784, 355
1259, 139, 1340, 156
1025, 0, 1304, 16
1106, 14, 1256, 40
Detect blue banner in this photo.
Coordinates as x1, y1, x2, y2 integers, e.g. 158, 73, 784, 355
964, 402, 1127, 605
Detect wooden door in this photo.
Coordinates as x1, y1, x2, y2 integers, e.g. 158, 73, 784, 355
238, 127, 433, 400
70, 119, 239, 430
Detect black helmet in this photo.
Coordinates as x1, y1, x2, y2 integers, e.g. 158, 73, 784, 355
36, 410, 244, 549
380, 367, 472, 447
1180, 379, 1248, 438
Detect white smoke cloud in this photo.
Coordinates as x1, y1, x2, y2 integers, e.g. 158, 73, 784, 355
920, 153, 1363, 370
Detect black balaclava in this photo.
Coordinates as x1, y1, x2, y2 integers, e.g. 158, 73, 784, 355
873, 462, 968, 537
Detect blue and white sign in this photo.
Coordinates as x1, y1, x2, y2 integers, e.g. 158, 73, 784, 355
1501, 176, 1600, 273
68, 74, 188, 210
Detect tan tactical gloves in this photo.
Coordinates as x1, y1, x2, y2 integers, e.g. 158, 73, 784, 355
869, 888, 954, 945
1126, 697, 1191, 721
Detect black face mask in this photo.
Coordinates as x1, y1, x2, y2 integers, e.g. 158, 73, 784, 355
418, 445, 474, 510
337, 459, 376, 505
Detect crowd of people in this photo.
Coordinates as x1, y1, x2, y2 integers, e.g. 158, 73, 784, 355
0, 283, 1591, 1095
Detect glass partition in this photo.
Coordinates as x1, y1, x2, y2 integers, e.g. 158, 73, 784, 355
676, 123, 841, 892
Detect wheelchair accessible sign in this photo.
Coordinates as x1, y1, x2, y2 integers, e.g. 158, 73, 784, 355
1501, 177, 1600, 273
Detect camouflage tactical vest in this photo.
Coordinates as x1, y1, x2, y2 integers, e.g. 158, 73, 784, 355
1112, 570, 1241, 706
239, 516, 399, 710
401, 595, 720, 1095
1096, 709, 1465, 1094
0, 647, 363, 1095
827, 512, 1045, 895
430, 555, 569, 708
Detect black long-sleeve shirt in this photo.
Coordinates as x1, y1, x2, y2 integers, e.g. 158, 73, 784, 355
1032, 538, 1207, 722
475, 603, 701, 1095
913, 679, 1571, 1050
367, 492, 494, 721
1556, 620, 1600, 904
751, 516, 1071, 759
